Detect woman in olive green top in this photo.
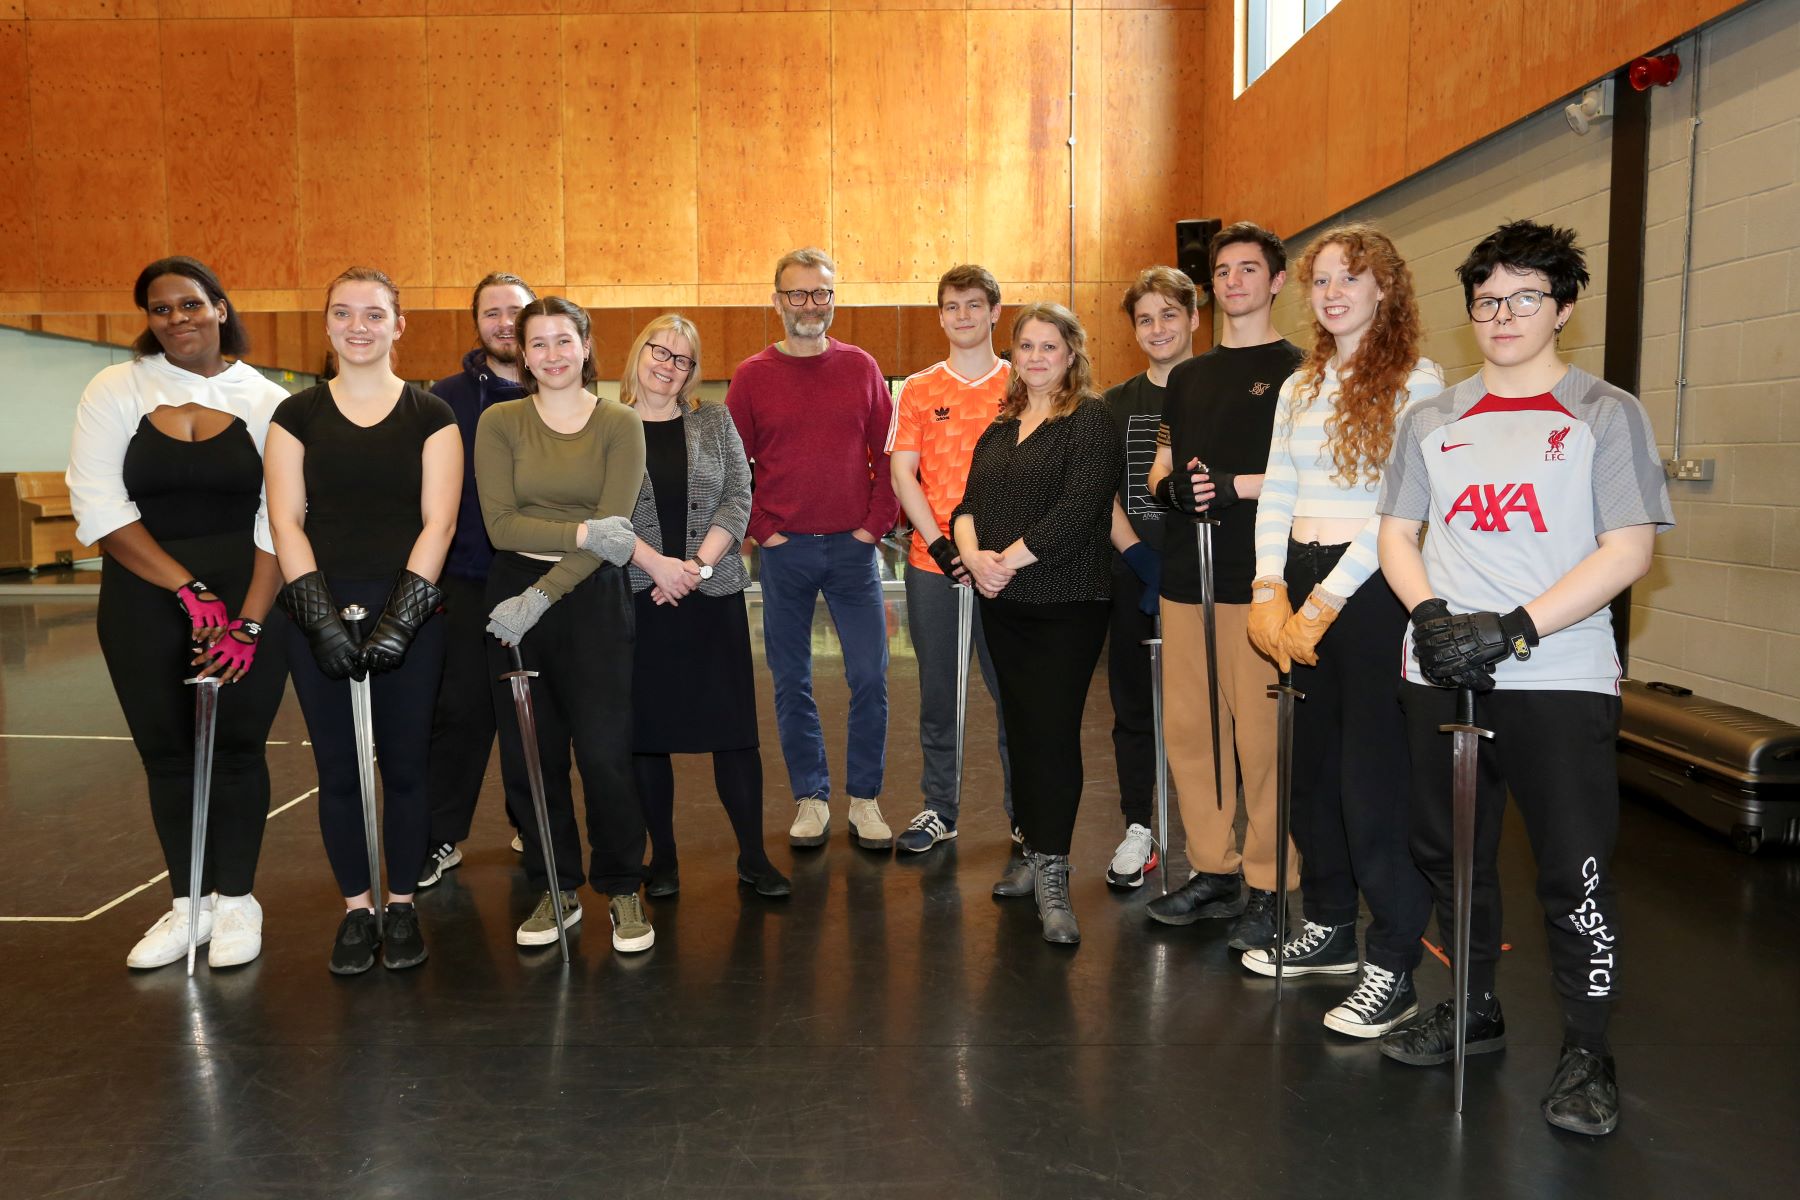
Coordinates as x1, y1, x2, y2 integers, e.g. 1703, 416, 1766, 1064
475, 296, 651, 953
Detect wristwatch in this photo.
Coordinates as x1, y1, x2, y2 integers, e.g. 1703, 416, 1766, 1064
696, 559, 714, 581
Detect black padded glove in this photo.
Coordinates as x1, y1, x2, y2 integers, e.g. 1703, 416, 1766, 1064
279, 571, 362, 681
361, 570, 444, 674
1415, 605, 1539, 692
927, 536, 966, 581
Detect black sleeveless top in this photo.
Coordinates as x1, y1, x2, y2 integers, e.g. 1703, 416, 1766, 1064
271, 382, 456, 577
644, 416, 688, 558
121, 416, 262, 543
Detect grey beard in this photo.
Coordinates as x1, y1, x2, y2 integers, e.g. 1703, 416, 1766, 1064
781, 310, 832, 340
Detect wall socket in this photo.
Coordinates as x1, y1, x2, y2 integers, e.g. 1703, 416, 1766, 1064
1663, 457, 1716, 481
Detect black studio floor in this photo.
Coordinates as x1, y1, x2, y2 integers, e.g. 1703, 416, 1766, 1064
1, 592, 1796, 1199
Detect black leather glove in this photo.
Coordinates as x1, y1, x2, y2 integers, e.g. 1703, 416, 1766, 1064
1155, 466, 1239, 515
927, 536, 966, 581
361, 570, 444, 674
1415, 603, 1539, 692
279, 571, 362, 681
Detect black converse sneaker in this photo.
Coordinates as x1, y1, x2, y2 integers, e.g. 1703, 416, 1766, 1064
1324, 963, 1420, 1037
1241, 920, 1359, 977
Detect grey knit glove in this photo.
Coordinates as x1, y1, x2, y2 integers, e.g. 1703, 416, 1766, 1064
487, 587, 552, 646
580, 516, 637, 566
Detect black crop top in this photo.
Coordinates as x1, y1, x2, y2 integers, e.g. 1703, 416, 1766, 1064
122, 416, 262, 544
271, 382, 456, 578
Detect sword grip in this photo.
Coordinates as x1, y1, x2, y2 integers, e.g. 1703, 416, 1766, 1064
510, 645, 526, 674
340, 603, 368, 642
1456, 686, 1475, 726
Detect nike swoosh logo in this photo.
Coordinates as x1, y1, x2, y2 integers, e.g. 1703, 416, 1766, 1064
1440, 442, 1472, 452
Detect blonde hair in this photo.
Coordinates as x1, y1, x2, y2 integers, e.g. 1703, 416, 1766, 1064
999, 303, 1098, 422
618, 314, 704, 413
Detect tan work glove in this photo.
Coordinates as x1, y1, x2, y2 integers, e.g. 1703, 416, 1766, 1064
1246, 579, 1293, 671
1277, 587, 1345, 667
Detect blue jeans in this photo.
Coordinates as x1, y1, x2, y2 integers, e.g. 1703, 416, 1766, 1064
758, 531, 889, 801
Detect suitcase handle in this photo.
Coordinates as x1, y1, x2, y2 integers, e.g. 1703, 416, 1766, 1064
1647, 681, 1694, 697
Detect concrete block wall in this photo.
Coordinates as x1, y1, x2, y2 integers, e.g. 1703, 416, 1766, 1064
1249, 0, 1799, 722
1631, 1, 1800, 723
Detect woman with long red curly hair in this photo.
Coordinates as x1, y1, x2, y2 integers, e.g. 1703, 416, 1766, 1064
1240, 224, 1445, 1037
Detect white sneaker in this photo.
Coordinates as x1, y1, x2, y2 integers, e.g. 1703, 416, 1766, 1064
847, 796, 893, 851
789, 797, 831, 847
418, 842, 463, 889
126, 896, 213, 969
510, 833, 524, 853
1105, 824, 1159, 889
208, 894, 264, 968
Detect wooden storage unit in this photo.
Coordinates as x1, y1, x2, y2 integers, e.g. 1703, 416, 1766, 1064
0, 473, 94, 572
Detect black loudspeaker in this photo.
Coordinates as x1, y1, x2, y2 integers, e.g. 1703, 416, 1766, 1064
1176, 218, 1222, 286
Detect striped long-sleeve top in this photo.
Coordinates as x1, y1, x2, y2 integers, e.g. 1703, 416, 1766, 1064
1254, 357, 1445, 601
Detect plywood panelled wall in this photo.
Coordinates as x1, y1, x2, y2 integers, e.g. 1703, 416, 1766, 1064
1199, 0, 1746, 240
8, 1, 1208, 388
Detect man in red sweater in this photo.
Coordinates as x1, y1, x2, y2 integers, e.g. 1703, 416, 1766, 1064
727, 248, 902, 852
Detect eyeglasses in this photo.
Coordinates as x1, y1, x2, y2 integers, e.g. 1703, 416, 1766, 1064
779, 288, 835, 308
1469, 288, 1548, 322
646, 343, 695, 373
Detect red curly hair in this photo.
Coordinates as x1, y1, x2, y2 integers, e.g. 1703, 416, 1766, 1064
1290, 224, 1423, 487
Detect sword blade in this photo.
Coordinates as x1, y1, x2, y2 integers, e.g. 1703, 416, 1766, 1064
1440, 686, 1492, 1117
954, 584, 973, 814
348, 675, 382, 939
506, 648, 568, 963
1268, 671, 1304, 996
1145, 618, 1170, 893
1196, 519, 1225, 811
185, 675, 222, 977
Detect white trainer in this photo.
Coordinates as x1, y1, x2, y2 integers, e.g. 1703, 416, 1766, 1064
126, 896, 213, 970
208, 894, 264, 968
1106, 824, 1159, 889
847, 796, 893, 851
789, 796, 831, 847
510, 833, 524, 853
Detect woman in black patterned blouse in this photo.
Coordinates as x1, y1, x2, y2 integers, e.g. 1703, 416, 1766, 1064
952, 302, 1123, 946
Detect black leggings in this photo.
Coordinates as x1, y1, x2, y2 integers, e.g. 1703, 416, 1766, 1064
426, 572, 509, 846
1284, 543, 1433, 974
98, 532, 288, 899
285, 574, 446, 898
980, 597, 1110, 856
488, 553, 643, 896
634, 748, 771, 874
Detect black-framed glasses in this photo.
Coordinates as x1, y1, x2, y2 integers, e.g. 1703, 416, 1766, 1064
1469, 288, 1548, 322
646, 343, 695, 373
780, 288, 835, 307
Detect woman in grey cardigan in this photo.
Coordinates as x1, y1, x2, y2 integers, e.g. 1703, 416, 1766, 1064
622, 315, 790, 899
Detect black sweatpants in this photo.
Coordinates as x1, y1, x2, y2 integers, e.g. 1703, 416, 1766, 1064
425, 571, 510, 847
634, 747, 772, 875
487, 553, 643, 897
1401, 682, 1622, 1029
98, 532, 289, 899
980, 597, 1110, 857
286, 574, 446, 898
1106, 563, 1156, 830
1284, 542, 1433, 974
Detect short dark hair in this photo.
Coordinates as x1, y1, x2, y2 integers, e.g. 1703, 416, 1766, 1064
937, 263, 1000, 307
1121, 266, 1198, 317
470, 272, 536, 324
1204, 222, 1288, 295
516, 297, 599, 393
131, 256, 248, 359
1456, 220, 1590, 308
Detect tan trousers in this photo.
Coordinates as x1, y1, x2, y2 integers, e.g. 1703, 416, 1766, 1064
1161, 598, 1299, 892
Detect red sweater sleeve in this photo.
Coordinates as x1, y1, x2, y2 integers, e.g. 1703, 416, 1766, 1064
860, 362, 900, 539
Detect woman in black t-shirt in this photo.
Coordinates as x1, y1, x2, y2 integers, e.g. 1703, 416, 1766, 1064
952, 303, 1122, 946
265, 266, 461, 976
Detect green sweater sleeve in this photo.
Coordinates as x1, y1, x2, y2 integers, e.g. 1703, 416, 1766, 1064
475, 402, 583, 557
529, 401, 648, 603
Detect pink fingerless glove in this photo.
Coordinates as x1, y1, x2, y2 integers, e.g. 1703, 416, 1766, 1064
206, 619, 260, 674
176, 580, 230, 631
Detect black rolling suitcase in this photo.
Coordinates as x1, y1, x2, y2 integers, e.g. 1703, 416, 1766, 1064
1617, 680, 1800, 854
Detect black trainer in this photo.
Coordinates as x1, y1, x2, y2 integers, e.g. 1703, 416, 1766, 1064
381, 902, 428, 970
1241, 920, 1358, 977
1379, 998, 1507, 1066
1323, 964, 1419, 1038
1226, 887, 1281, 951
1144, 870, 1244, 925
737, 859, 792, 898
645, 861, 680, 898
1542, 1044, 1620, 1136
329, 908, 380, 976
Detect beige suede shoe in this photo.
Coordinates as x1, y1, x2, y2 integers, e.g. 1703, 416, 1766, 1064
789, 796, 831, 847
847, 797, 893, 851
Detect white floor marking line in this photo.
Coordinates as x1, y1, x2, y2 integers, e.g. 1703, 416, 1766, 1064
0, 734, 295, 745
0, 786, 319, 923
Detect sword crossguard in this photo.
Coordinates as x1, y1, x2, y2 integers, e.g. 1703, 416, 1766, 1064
1139, 637, 1163, 648
1267, 683, 1306, 701
1438, 721, 1495, 739
182, 675, 225, 687
501, 669, 541, 681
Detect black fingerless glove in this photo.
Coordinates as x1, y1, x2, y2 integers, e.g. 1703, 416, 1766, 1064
361, 570, 444, 674
927, 536, 962, 578
1155, 472, 1201, 515
1205, 470, 1241, 512
279, 571, 362, 681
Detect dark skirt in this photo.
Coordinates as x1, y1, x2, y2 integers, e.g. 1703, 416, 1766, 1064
631, 588, 759, 754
